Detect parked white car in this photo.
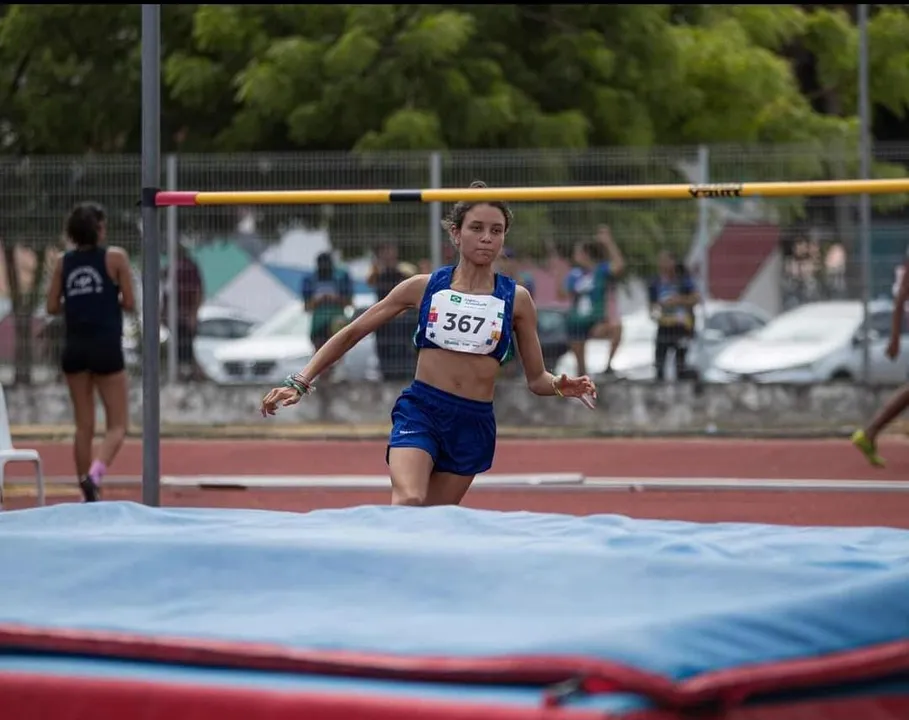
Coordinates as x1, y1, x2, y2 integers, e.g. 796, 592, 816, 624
123, 304, 257, 375
703, 299, 909, 384
210, 296, 380, 385
186, 305, 258, 378
555, 300, 771, 381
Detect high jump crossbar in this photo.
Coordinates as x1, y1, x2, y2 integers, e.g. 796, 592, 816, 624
153, 178, 909, 207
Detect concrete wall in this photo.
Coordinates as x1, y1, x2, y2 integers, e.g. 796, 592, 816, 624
4, 379, 890, 436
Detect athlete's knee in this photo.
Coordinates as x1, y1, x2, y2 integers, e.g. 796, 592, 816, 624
391, 488, 428, 506
105, 423, 127, 446
387, 446, 434, 506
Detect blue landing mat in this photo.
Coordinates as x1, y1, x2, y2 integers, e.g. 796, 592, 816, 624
1, 502, 908, 684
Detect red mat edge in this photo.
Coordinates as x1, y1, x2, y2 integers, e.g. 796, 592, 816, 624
2, 623, 909, 711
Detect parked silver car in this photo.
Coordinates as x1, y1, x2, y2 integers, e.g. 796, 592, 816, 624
555, 300, 771, 381
704, 299, 909, 384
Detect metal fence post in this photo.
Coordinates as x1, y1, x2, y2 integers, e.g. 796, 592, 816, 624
429, 152, 442, 269
858, 4, 872, 387
140, 4, 162, 506
697, 144, 711, 300
165, 153, 178, 386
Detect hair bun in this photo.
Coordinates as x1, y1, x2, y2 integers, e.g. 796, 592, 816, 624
469, 180, 487, 189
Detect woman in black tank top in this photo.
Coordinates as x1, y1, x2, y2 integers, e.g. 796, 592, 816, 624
45, 202, 136, 503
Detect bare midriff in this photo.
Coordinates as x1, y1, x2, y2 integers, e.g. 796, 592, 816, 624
413, 348, 501, 402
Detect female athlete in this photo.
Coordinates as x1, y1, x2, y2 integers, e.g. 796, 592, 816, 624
46, 202, 134, 502
260, 181, 597, 506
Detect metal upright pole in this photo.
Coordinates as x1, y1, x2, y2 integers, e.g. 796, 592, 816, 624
858, 4, 872, 386
429, 152, 443, 269
140, 4, 162, 506
697, 144, 710, 300
165, 154, 179, 386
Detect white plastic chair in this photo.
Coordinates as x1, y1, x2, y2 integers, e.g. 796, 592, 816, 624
0, 384, 45, 509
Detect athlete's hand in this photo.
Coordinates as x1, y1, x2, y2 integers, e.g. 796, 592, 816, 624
555, 373, 598, 409
886, 336, 900, 361
260, 386, 302, 417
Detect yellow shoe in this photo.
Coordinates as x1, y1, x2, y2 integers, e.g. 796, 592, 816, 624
851, 430, 886, 468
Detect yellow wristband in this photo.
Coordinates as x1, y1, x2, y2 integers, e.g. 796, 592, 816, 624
551, 375, 564, 397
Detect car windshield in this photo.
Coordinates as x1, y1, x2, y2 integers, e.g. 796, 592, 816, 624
750, 305, 861, 343
251, 304, 312, 338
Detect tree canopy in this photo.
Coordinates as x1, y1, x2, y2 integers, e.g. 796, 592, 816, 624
2, 5, 908, 156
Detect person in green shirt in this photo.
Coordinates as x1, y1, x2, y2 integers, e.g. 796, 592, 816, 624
557, 225, 625, 377
302, 252, 353, 351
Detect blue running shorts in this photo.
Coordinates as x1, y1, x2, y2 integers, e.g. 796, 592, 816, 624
386, 380, 496, 477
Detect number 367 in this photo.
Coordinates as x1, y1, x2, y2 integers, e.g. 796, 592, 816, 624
443, 313, 485, 334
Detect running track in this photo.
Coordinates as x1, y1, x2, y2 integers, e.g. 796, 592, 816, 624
6, 437, 909, 527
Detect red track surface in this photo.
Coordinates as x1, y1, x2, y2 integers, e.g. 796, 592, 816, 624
7, 436, 909, 479
6, 437, 909, 527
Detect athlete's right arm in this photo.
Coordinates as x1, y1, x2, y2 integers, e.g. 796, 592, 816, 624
300, 273, 428, 383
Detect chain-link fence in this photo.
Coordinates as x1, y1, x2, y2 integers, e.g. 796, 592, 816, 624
1, 142, 908, 393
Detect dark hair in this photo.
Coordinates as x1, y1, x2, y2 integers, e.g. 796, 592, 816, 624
315, 252, 334, 281
65, 202, 106, 248
441, 180, 513, 234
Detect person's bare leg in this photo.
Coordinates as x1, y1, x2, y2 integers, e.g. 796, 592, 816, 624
570, 341, 587, 377
866, 384, 909, 444
852, 382, 909, 468
91, 370, 129, 483
592, 322, 623, 373
387, 447, 435, 506
424, 471, 475, 506
65, 372, 95, 478
606, 324, 622, 372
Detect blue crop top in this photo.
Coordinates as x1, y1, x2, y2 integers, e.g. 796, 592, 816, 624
412, 266, 516, 365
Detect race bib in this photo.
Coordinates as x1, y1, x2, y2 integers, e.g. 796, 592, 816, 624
425, 289, 506, 356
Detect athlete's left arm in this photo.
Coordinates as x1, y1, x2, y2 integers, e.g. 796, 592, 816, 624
513, 286, 596, 405
45, 254, 63, 315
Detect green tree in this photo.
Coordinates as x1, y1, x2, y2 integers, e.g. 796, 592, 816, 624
167, 5, 860, 153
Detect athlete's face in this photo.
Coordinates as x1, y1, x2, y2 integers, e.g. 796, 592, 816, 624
452, 204, 507, 266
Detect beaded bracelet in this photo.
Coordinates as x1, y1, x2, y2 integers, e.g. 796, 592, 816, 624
283, 374, 314, 396
551, 374, 564, 397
